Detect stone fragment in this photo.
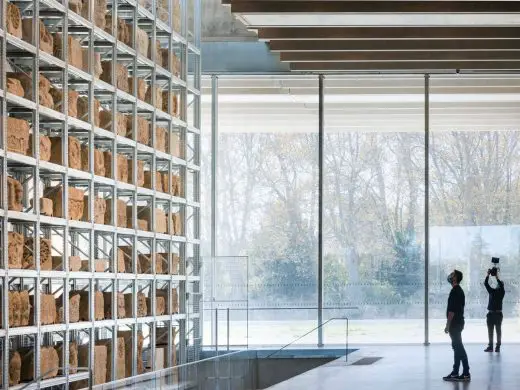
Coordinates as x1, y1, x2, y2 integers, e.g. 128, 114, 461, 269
81, 0, 107, 29
157, 253, 179, 275
116, 248, 126, 273
103, 292, 126, 319
101, 62, 129, 92
71, 290, 103, 321
45, 186, 85, 220
104, 16, 131, 45
94, 52, 103, 78
118, 246, 141, 273
104, 152, 129, 182
144, 171, 163, 192
77, 96, 101, 126
105, 198, 127, 227
128, 159, 145, 187
29, 293, 57, 325
7, 177, 23, 212
129, 77, 148, 101
8, 291, 22, 327
162, 91, 179, 117
49, 88, 79, 117
156, 326, 177, 347
98, 338, 126, 381
22, 237, 52, 271
7, 117, 30, 155
7, 3, 22, 38
100, 111, 127, 136
20, 291, 31, 326
136, 206, 167, 233
136, 219, 148, 231
150, 39, 161, 62
49, 136, 82, 170
119, 331, 144, 376
30, 197, 53, 216
8, 73, 53, 107
27, 134, 52, 162
130, 25, 149, 57
127, 116, 151, 145
8, 232, 24, 269
145, 85, 163, 110
69, 0, 82, 14
22, 20, 53, 54
124, 292, 147, 317
78, 344, 107, 385
7, 78, 24, 97
52, 255, 81, 271
8, 351, 22, 386
19, 346, 59, 381
53, 34, 83, 69
147, 295, 165, 316
157, 288, 179, 314
138, 253, 163, 274
81, 145, 106, 176
57, 341, 78, 375
156, 126, 168, 153
83, 196, 107, 224
80, 259, 109, 272
56, 291, 81, 323
172, 212, 182, 235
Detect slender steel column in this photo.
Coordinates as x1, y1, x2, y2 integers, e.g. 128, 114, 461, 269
211, 75, 219, 347
318, 74, 325, 347
424, 74, 431, 346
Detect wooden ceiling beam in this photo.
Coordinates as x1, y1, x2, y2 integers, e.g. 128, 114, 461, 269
290, 61, 520, 71
229, 1, 520, 14
258, 27, 520, 40
269, 39, 520, 52
280, 51, 520, 62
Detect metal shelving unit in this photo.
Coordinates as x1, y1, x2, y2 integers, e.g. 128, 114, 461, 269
0, 0, 201, 387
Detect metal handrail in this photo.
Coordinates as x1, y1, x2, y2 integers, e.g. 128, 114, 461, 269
264, 317, 350, 363
17, 367, 90, 390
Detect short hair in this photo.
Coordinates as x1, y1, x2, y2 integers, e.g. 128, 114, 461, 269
454, 270, 463, 283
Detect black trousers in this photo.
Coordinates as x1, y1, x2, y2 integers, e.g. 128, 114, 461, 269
449, 323, 470, 375
487, 312, 503, 346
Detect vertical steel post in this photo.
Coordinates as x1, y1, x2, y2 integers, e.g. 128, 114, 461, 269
318, 75, 324, 347
211, 75, 218, 348
424, 74, 430, 346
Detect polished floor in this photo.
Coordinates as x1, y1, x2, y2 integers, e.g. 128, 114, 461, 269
267, 344, 518, 390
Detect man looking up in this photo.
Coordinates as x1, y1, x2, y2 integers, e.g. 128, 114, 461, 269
484, 269, 505, 353
443, 269, 470, 382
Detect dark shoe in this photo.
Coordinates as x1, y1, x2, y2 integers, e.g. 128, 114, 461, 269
443, 373, 459, 381
484, 346, 493, 352
495, 346, 501, 353
456, 374, 471, 382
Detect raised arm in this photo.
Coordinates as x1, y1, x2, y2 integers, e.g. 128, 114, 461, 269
484, 275, 492, 293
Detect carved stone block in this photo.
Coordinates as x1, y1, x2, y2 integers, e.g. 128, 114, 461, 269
104, 152, 129, 182
99, 337, 125, 381
20, 291, 31, 326
138, 253, 163, 274
7, 177, 23, 212
123, 292, 149, 317
45, 186, 85, 220
156, 126, 168, 153
145, 85, 163, 110
22, 237, 52, 271
8, 73, 53, 107
30, 197, 53, 216
133, 116, 151, 145
69, 0, 82, 14
27, 134, 52, 162
8, 291, 21, 327
172, 174, 182, 196
20, 346, 59, 381
31, 293, 57, 325
162, 91, 179, 117
49, 88, 79, 117
100, 111, 127, 136
157, 288, 179, 314
105, 198, 127, 227
144, 171, 163, 192
128, 159, 145, 187
8, 351, 22, 386
157, 253, 179, 275
80, 259, 109, 272
54, 34, 83, 69
136, 219, 148, 231
82, 0, 107, 29
103, 292, 126, 319
129, 77, 148, 101
116, 248, 126, 273
150, 39, 161, 62
7, 3, 22, 38
8, 232, 23, 269
83, 196, 107, 224
49, 136, 82, 170
105, 16, 130, 45
56, 292, 80, 323
79, 344, 107, 385
118, 246, 137, 273
101, 62, 129, 92
7, 78, 24, 97
23, 20, 53, 54
7, 117, 30, 155
131, 25, 149, 57
77, 96, 101, 126
172, 212, 182, 235
94, 52, 103, 78
147, 296, 165, 316
57, 341, 78, 375
72, 290, 103, 321
155, 253, 168, 275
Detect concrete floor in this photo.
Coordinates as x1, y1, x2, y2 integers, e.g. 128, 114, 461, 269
266, 345, 518, 390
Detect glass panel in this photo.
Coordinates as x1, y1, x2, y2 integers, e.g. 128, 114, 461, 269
324, 76, 426, 344
429, 75, 520, 343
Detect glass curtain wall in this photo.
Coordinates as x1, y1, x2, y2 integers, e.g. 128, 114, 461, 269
202, 74, 520, 347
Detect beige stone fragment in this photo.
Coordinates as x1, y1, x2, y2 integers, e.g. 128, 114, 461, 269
136, 218, 148, 231
103, 292, 126, 319
69, 0, 82, 14
101, 62, 129, 92
147, 296, 165, 316
78, 344, 107, 385
20, 346, 59, 381
100, 111, 128, 136
54, 34, 83, 69
129, 116, 150, 145
129, 77, 148, 101
77, 96, 101, 126
83, 196, 107, 224
27, 134, 52, 162
157, 288, 179, 314
49, 136, 82, 170
8, 350, 22, 386
144, 171, 163, 192
22, 20, 53, 54
94, 52, 103, 78
172, 212, 182, 235
9, 291, 22, 327
171, 132, 182, 158
7, 3, 22, 38
156, 126, 168, 153
128, 159, 145, 187
49, 88, 79, 117
99, 337, 125, 381
130, 25, 148, 57
137, 292, 147, 317
7, 78, 24, 97
52, 255, 81, 271
104, 152, 129, 182
56, 291, 81, 323
57, 341, 78, 375
119, 331, 144, 376
22, 237, 52, 270
105, 198, 127, 227
7, 117, 30, 155
8, 232, 24, 269
146, 85, 163, 110
150, 39, 161, 62
30, 197, 53, 216
81, 0, 107, 29
8, 73, 53, 107
105, 15, 131, 45
7, 177, 23, 212
45, 185, 85, 220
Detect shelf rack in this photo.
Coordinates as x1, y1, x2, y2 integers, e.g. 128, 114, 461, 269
0, 0, 201, 387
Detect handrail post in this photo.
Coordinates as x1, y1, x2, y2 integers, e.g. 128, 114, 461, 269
227, 307, 230, 351
346, 318, 349, 363
215, 308, 219, 354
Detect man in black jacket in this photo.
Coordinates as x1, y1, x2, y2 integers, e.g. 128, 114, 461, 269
484, 269, 505, 352
443, 270, 470, 382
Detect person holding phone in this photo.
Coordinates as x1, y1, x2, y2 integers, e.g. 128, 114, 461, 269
484, 268, 505, 352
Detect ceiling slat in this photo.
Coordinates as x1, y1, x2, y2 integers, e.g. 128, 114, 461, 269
258, 27, 520, 40
290, 62, 520, 71
229, 1, 520, 14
